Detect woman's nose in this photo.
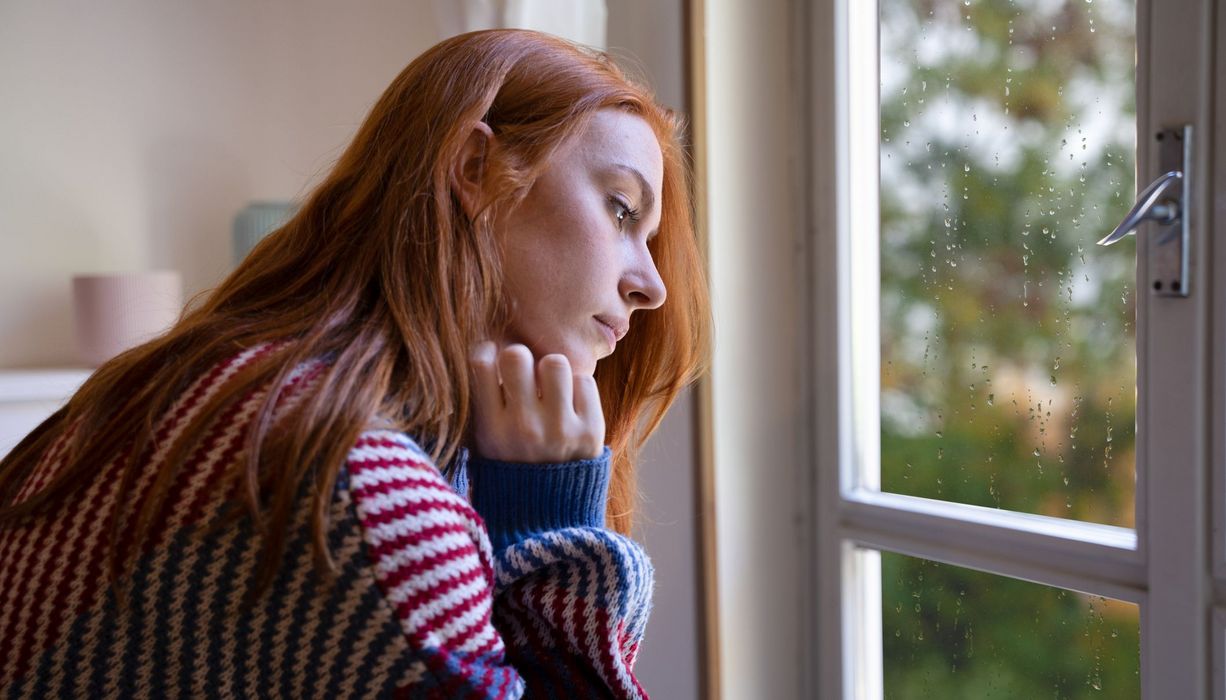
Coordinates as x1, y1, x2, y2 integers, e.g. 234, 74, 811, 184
621, 246, 667, 310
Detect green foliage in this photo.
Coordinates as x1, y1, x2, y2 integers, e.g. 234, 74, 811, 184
882, 554, 1140, 698
876, 0, 1139, 695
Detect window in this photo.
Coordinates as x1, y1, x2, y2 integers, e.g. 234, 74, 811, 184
809, 0, 1221, 696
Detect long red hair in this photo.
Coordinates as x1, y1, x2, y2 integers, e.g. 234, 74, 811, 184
0, 29, 710, 589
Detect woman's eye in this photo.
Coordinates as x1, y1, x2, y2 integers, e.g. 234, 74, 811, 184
610, 197, 640, 230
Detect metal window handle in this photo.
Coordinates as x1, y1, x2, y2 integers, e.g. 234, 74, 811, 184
1096, 125, 1191, 297
1096, 170, 1182, 246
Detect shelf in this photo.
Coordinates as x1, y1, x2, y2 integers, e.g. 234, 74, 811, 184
0, 369, 93, 403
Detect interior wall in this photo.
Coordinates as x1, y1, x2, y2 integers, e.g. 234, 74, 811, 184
704, 0, 809, 697
0, 0, 439, 367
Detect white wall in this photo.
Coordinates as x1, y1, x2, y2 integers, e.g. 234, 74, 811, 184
0, 0, 439, 367
705, 0, 810, 697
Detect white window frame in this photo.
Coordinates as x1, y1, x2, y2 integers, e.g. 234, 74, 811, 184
805, 0, 1219, 697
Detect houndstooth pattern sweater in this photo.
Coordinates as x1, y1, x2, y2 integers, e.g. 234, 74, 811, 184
0, 344, 653, 698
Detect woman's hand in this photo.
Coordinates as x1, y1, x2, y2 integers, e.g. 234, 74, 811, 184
467, 341, 606, 463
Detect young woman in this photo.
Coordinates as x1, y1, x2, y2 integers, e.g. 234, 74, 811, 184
0, 28, 709, 699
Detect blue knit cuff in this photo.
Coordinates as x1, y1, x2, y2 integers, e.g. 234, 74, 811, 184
448, 459, 470, 499
468, 446, 612, 552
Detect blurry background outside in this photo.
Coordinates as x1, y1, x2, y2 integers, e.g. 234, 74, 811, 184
878, 0, 1139, 695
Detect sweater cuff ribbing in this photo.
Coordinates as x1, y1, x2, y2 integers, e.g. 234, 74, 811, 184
468, 446, 612, 552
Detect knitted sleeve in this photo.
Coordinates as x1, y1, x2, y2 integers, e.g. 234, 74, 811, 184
469, 448, 654, 698
345, 430, 653, 699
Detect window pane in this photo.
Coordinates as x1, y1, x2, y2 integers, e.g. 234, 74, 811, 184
878, 0, 1137, 525
882, 551, 1140, 697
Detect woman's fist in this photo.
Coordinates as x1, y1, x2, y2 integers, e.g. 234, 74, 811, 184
467, 341, 606, 463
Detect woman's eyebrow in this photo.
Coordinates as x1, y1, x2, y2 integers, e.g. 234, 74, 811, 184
610, 163, 657, 215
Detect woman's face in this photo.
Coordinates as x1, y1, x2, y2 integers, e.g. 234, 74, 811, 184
492, 109, 666, 376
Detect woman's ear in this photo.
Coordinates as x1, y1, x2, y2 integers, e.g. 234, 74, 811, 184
453, 121, 496, 221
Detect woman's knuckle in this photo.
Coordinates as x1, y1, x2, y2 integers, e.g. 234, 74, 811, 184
500, 344, 532, 364
539, 353, 569, 371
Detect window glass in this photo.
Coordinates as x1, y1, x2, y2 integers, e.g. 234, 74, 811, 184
879, 0, 1137, 525
882, 550, 1140, 697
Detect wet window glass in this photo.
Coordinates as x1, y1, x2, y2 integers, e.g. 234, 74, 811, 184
879, 0, 1137, 526
882, 551, 1140, 697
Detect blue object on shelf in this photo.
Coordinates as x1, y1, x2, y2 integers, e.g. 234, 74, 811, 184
232, 201, 297, 265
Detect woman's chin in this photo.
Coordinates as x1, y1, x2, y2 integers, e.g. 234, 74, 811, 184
564, 347, 599, 377
570, 353, 597, 377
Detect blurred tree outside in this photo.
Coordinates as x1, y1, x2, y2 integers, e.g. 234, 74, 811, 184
876, 0, 1140, 696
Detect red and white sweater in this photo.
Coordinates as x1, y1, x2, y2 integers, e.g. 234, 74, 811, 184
0, 344, 654, 698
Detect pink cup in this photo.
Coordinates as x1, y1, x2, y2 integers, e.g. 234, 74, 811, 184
72, 271, 184, 367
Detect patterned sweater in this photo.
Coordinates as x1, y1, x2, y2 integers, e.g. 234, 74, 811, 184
0, 345, 654, 698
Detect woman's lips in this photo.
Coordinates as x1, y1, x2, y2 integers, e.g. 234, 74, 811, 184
594, 314, 629, 340
595, 317, 618, 349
